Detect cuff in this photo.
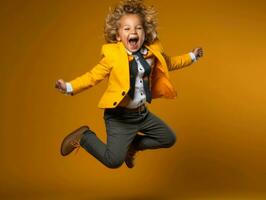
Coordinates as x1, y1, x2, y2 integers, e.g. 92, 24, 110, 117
189, 52, 197, 62
66, 82, 73, 93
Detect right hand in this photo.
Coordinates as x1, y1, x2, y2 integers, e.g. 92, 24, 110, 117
55, 79, 67, 94
192, 47, 204, 59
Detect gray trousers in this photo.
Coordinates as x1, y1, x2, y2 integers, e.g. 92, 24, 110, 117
79, 107, 176, 168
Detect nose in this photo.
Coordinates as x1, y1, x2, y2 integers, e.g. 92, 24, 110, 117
130, 28, 137, 34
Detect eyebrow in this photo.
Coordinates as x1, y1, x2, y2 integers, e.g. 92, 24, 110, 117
122, 24, 143, 27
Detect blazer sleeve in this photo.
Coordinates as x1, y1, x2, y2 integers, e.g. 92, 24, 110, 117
162, 52, 194, 71
69, 56, 112, 95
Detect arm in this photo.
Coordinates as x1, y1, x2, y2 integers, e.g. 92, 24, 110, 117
55, 56, 112, 95
163, 47, 204, 71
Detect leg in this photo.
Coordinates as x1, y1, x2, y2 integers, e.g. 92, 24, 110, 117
132, 110, 176, 151
125, 109, 176, 168
80, 110, 138, 168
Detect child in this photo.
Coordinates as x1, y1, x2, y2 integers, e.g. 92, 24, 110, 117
55, 0, 203, 169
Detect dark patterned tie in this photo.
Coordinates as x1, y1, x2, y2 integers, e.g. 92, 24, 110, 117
128, 50, 152, 103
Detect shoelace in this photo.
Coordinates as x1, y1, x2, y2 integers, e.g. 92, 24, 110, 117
71, 140, 80, 155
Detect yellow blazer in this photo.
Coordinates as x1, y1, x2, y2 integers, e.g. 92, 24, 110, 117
70, 40, 193, 108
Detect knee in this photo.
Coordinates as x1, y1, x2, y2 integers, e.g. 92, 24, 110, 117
105, 159, 124, 169
163, 133, 176, 148
104, 153, 124, 169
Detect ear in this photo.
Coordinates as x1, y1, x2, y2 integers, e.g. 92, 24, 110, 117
116, 34, 121, 41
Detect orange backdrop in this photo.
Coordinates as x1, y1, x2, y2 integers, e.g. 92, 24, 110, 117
1, 0, 266, 199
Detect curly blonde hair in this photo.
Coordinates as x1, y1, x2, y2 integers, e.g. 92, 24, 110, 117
104, 0, 158, 45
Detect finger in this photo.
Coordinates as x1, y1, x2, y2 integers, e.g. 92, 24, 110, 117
55, 83, 62, 89
55, 82, 60, 89
60, 89, 66, 94
56, 87, 63, 93
198, 49, 203, 56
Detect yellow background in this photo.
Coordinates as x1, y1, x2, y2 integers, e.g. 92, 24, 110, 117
1, 0, 266, 199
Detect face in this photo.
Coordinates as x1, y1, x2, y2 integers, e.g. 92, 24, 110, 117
116, 14, 145, 53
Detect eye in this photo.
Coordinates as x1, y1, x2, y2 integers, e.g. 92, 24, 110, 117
124, 27, 130, 31
137, 27, 143, 30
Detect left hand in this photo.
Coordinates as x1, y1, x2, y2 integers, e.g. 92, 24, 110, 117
192, 47, 204, 59
55, 79, 67, 94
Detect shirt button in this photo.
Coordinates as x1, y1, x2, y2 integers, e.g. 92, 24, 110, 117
141, 93, 143, 95
122, 91, 126, 96
140, 80, 142, 83
113, 102, 117, 106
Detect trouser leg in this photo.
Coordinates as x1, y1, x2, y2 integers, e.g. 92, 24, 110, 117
131, 110, 176, 151
79, 110, 138, 168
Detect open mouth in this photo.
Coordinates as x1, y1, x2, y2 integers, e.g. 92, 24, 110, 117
128, 36, 139, 46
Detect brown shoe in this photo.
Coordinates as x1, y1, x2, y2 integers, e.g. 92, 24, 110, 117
60, 126, 89, 156
125, 148, 137, 168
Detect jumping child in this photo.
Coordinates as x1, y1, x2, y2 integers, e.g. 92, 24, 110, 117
55, 0, 203, 169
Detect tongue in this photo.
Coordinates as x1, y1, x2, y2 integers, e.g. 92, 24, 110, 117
129, 41, 137, 48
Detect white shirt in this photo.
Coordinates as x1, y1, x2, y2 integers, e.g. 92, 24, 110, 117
125, 48, 150, 108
